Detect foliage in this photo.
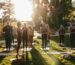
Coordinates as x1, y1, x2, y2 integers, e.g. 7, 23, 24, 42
48, 0, 72, 29
0, 36, 75, 65
33, 0, 73, 30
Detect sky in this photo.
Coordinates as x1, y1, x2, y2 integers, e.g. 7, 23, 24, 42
0, 0, 33, 21
11, 0, 33, 21
0, 0, 75, 20
72, 0, 75, 7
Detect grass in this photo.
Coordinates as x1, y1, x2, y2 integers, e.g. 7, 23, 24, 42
0, 35, 75, 65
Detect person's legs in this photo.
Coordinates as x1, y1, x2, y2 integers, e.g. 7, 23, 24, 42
23, 39, 25, 48
5, 40, 8, 50
44, 34, 47, 48
9, 39, 12, 51
61, 35, 64, 44
47, 36, 50, 47
61, 35, 65, 46
59, 35, 64, 46
6, 42, 11, 51
5, 38, 8, 50
59, 35, 62, 44
6, 38, 11, 51
70, 34, 74, 48
42, 34, 44, 48
30, 35, 33, 48
17, 43, 20, 54
23, 39, 25, 53
72, 34, 75, 48
74, 34, 75, 47
16, 39, 21, 59
12, 36, 14, 45
22, 39, 25, 59
29, 36, 32, 48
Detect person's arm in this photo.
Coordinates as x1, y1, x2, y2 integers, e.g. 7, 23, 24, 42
2, 27, 5, 34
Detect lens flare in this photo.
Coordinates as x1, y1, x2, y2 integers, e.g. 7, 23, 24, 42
11, 0, 33, 21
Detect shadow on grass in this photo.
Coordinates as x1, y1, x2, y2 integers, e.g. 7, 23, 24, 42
51, 35, 71, 52
12, 59, 25, 65
0, 51, 8, 63
45, 53, 65, 65
31, 47, 48, 65
43, 49, 65, 65
65, 55, 75, 64
51, 35, 71, 47
11, 51, 32, 65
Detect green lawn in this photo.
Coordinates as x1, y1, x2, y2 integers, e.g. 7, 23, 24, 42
0, 36, 75, 65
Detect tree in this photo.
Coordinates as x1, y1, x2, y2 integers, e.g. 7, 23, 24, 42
33, 0, 72, 31
48, 0, 72, 30
0, 0, 13, 24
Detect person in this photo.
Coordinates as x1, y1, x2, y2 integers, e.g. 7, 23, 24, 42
41, 23, 48, 49
16, 22, 22, 59
3, 22, 13, 51
22, 23, 28, 53
12, 26, 17, 45
47, 24, 51, 47
27, 26, 33, 48
70, 23, 75, 48
59, 24, 65, 46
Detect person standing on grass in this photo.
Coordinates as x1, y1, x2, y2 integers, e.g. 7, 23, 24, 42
27, 26, 33, 48
41, 23, 48, 49
22, 23, 28, 54
70, 24, 75, 48
12, 26, 17, 45
3, 22, 13, 51
59, 24, 65, 46
16, 22, 22, 59
47, 24, 51, 47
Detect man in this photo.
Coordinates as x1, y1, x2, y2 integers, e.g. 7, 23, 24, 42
27, 26, 33, 48
16, 22, 22, 59
12, 26, 17, 45
22, 23, 28, 53
59, 24, 65, 46
47, 24, 51, 47
70, 24, 75, 48
41, 23, 48, 49
3, 22, 13, 51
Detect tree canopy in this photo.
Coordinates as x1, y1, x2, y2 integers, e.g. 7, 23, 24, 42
33, 0, 73, 31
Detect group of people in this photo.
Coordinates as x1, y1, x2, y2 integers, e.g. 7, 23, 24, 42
1, 21, 75, 59
2, 21, 33, 58
59, 24, 75, 48
2, 21, 51, 50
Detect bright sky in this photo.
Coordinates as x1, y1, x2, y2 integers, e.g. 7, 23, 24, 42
72, 0, 75, 2
0, 0, 33, 21
11, 0, 33, 21
72, 0, 75, 7
0, 9, 5, 18
0, 0, 75, 20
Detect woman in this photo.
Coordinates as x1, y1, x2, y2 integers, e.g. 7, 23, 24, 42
16, 22, 22, 59
27, 26, 33, 48
59, 24, 65, 46
22, 23, 28, 53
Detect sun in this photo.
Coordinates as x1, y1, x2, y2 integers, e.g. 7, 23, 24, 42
11, 0, 33, 21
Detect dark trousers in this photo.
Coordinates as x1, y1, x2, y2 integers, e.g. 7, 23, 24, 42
17, 38, 21, 54
23, 38, 27, 48
42, 34, 47, 48
70, 33, 75, 48
12, 36, 14, 45
5, 37, 12, 51
47, 37, 50, 47
59, 35, 64, 44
